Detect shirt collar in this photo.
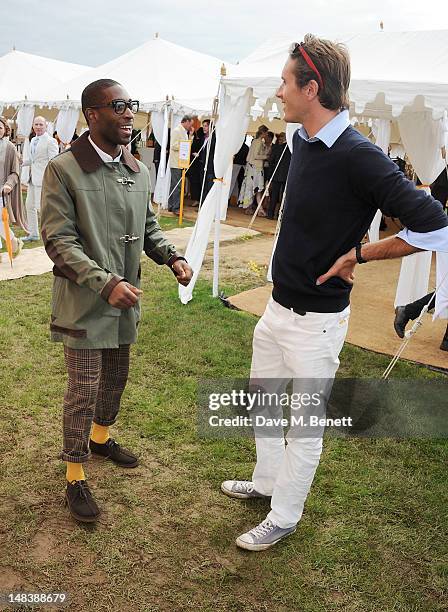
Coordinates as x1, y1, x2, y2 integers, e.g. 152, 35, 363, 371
88, 135, 122, 163
70, 131, 140, 174
298, 109, 350, 148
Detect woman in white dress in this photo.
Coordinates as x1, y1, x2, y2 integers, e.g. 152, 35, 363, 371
239, 126, 271, 210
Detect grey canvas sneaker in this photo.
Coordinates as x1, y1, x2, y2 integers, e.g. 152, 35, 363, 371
236, 518, 296, 551
221, 480, 270, 499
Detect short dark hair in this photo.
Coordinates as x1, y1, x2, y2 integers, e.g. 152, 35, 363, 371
181, 114, 193, 123
202, 119, 210, 126
289, 34, 350, 110
81, 79, 121, 122
267, 131, 274, 139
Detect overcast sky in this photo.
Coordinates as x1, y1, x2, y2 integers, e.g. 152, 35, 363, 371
1, 0, 448, 66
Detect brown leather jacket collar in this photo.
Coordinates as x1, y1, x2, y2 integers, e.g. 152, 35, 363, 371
70, 131, 140, 174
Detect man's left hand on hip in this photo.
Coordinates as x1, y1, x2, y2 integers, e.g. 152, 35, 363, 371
316, 248, 357, 286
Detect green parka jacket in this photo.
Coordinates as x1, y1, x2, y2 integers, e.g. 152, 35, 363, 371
41, 132, 179, 349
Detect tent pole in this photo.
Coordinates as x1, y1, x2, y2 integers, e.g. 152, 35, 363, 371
212, 68, 225, 297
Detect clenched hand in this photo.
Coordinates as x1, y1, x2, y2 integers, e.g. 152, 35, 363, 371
172, 260, 193, 286
108, 282, 143, 309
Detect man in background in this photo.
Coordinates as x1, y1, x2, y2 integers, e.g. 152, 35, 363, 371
22, 116, 59, 241
168, 115, 194, 215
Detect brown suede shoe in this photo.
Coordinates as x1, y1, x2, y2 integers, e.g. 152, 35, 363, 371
90, 439, 139, 468
65, 480, 100, 523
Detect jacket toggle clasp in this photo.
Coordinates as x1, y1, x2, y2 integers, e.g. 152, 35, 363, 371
119, 234, 140, 244
116, 177, 135, 185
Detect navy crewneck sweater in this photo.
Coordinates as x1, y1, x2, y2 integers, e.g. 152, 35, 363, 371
272, 126, 448, 313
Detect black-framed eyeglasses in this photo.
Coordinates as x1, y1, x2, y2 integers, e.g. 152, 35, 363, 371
88, 99, 140, 115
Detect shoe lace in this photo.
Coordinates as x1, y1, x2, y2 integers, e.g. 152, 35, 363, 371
235, 481, 254, 493
71, 480, 91, 501
250, 519, 275, 539
78, 480, 90, 501
107, 439, 121, 453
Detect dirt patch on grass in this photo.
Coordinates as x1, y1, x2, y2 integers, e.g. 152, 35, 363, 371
0, 566, 26, 590
29, 531, 57, 562
201, 235, 273, 290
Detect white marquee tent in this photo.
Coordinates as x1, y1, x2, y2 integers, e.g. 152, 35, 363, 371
48, 34, 233, 202
0, 49, 90, 108
179, 30, 448, 319
50, 34, 230, 114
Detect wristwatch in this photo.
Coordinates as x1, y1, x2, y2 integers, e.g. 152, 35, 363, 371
355, 243, 367, 264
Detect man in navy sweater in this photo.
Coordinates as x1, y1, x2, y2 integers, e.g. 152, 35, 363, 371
221, 34, 448, 551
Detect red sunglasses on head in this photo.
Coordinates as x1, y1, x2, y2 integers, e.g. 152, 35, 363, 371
292, 43, 324, 91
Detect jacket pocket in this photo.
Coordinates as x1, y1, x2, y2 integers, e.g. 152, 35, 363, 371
52, 277, 116, 322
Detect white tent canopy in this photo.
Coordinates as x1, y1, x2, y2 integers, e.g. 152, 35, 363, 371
179, 30, 448, 309
0, 49, 90, 107
50, 34, 231, 114
225, 30, 448, 120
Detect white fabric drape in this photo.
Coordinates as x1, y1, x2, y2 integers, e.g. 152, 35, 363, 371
434, 117, 448, 318
398, 113, 445, 183
368, 119, 391, 243
20, 137, 30, 184
154, 110, 183, 209
55, 108, 79, 144
394, 115, 446, 307
152, 108, 170, 206
434, 252, 448, 319
178, 89, 252, 304
16, 105, 35, 137
46, 121, 54, 137
151, 109, 167, 177
395, 249, 432, 307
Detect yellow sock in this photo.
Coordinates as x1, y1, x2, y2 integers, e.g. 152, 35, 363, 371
66, 462, 85, 483
91, 423, 110, 444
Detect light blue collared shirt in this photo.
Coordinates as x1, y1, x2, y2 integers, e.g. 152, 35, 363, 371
298, 109, 350, 148
297, 109, 448, 254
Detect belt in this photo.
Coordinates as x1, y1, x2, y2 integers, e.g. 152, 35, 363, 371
290, 307, 306, 316
272, 292, 306, 315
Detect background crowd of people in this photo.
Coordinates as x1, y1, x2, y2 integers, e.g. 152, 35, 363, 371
2, 110, 447, 263
159, 118, 294, 219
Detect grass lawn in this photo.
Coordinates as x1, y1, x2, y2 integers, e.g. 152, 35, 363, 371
0, 253, 447, 611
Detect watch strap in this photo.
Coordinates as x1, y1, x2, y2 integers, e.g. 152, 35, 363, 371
355, 243, 367, 264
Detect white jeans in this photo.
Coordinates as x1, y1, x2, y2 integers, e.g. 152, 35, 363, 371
251, 297, 350, 528
26, 183, 42, 237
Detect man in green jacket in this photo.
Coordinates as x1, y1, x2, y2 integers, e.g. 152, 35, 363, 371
41, 79, 193, 523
